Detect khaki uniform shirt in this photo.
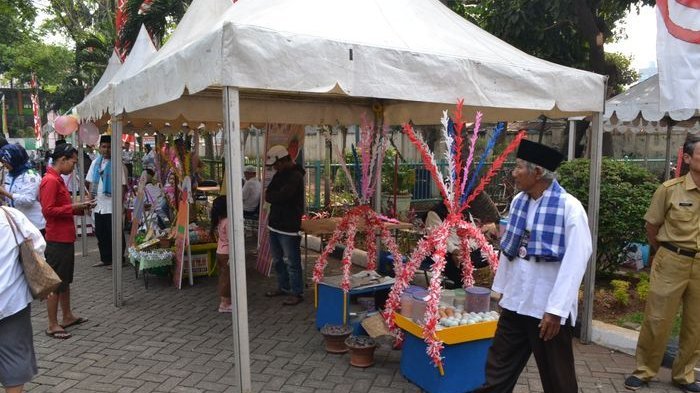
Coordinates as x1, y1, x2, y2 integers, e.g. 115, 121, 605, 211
644, 173, 700, 250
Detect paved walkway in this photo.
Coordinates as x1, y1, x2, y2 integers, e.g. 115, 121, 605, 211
24, 236, 693, 393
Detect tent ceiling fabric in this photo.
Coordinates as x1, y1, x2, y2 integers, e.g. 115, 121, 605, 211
604, 74, 699, 122
91, 0, 605, 125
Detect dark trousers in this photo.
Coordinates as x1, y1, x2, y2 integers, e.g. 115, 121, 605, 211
94, 212, 113, 265
475, 309, 578, 393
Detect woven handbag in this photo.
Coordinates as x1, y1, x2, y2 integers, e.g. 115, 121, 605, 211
2, 207, 62, 300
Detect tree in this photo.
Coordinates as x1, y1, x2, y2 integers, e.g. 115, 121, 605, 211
457, 0, 653, 96
0, 0, 37, 76
118, 0, 193, 55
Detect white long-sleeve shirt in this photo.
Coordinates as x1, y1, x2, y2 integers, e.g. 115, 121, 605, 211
242, 177, 261, 213
0, 207, 46, 320
492, 191, 592, 326
4, 169, 46, 230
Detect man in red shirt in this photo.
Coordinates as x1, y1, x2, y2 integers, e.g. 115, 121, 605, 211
40, 143, 94, 339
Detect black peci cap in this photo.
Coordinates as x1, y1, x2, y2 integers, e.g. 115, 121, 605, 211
516, 139, 565, 172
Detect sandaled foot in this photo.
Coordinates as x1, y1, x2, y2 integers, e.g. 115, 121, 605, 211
45, 329, 72, 339
218, 304, 232, 313
265, 290, 286, 297
282, 295, 303, 306
60, 317, 88, 329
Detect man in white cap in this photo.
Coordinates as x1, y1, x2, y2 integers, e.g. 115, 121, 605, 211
241, 165, 261, 219
263, 145, 306, 306
476, 140, 592, 393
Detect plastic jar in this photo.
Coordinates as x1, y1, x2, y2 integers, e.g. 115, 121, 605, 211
453, 288, 466, 309
441, 289, 455, 307
465, 286, 491, 313
412, 294, 428, 325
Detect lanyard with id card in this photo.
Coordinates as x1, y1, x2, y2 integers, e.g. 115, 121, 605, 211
518, 229, 530, 259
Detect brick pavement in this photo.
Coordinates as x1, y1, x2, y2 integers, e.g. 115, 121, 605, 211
23, 236, 691, 393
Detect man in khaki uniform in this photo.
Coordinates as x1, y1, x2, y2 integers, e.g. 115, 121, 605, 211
625, 137, 700, 392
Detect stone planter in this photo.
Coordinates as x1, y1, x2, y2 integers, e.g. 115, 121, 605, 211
320, 324, 352, 354
344, 335, 377, 368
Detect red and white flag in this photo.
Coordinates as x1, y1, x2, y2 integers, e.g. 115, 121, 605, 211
30, 73, 42, 143
656, 0, 700, 113
115, 0, 128, 61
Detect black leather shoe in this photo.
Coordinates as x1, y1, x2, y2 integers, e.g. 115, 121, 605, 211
674, 382, 700, 393
624, 376, 646, 391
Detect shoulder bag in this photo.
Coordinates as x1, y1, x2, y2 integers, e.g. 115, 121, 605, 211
2, 207, 62, 299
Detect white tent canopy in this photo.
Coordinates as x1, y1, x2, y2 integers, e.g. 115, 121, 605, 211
78, 1, 607, 392
77, 26, 157, 121
74, 50, 122, 120
79, 0, 606, 125
604, 74, 699, 122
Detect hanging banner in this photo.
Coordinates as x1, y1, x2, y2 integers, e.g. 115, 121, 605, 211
1, 94, 7, 135
656, 0, 700, 112
255, 124, 305, 277
30, 74, 42, 143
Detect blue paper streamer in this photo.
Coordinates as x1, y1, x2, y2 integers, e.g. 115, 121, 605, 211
447, 118, 457, 183
462, 122, 506, 203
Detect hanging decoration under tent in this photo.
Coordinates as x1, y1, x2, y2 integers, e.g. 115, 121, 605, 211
311, 115, 405, 294
384, 100, 526, 374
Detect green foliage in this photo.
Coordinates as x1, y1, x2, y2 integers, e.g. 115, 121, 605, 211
610, 279, 630, 305
635, 272, 650, 301
557, 159, 659, 275
119, 0, 193, 54
605, 52, 640, 96
457, 0, 654, 95
617, 311, 683, 338
382, 148, 415, 195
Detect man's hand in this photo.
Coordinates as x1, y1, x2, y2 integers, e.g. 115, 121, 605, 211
538, 313, 561, 341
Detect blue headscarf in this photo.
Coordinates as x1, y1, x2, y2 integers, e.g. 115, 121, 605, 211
0, 143, 32, 178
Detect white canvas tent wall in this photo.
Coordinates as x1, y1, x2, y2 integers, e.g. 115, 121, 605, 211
78, 0, 607, 391
604, 74, 700, 178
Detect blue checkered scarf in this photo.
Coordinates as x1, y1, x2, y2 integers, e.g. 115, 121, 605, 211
500, 180, 566, 262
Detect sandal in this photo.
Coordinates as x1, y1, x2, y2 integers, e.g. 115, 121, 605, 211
45, 329, 72, 339
60, 317, 89, 329
282, 295, 303, 306
265, 290, 286, 297
218, 304, 232, 313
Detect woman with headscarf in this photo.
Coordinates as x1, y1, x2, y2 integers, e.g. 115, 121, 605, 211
0, 144, 46, 234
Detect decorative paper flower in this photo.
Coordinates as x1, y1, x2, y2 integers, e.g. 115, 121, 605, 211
385, 101, 526, 370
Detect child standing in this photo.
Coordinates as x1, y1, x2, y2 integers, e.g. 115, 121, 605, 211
211, 196, 231, 313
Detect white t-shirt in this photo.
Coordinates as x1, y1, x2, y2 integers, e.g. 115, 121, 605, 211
86, 157, 127, 214
492, 192, 592, 325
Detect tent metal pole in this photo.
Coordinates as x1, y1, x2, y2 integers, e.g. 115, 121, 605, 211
568, 120, 576, 160
222, 87, 252, 393
664, 118, 673, 181
112, 115, 124, 307
581, 113, 603, 344
76, 131, 87, 256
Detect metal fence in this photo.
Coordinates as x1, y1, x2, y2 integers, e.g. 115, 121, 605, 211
194, 157, 670, 215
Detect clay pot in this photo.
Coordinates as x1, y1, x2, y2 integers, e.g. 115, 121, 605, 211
344, 335, 377, 368
320, 325, 352, 354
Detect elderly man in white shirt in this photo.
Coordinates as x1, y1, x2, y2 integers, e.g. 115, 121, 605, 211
476, 140, 592, 393
241, 165, 261, 219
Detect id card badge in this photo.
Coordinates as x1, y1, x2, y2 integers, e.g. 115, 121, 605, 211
518, 230, 530, 259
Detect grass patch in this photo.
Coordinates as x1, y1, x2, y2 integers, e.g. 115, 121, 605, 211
617, 311, 683, 338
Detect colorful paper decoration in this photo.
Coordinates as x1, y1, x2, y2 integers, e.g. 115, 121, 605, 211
383, 100, 526, 373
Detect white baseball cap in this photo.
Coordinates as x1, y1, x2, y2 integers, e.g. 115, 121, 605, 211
265, 145, 289, 165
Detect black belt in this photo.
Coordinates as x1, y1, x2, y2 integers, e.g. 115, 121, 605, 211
660, 242, 698, 258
